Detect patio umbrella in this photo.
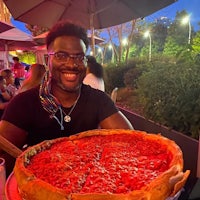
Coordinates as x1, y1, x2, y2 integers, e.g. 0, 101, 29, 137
3, 0, 176, 54
0, 27, 36, 67
0, 20, 14, 33
0, 27, 35, 50
33, 31, 105, 45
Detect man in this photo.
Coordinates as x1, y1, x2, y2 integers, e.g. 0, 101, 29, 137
0, 21, 133, 174
12, 56, 25, 79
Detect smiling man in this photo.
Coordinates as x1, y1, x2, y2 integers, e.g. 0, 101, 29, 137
0, 21, 133, 175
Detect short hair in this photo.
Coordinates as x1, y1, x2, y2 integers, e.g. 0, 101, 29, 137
13, 56, 19, 62
86, 55, 104, 78
46, 21, 89, 50
86, 55, 97, 64
1, 69, 13, 79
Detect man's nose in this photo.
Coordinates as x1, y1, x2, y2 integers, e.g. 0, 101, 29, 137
62, 58, 78, 68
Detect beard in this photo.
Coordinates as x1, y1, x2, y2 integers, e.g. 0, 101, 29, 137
51, 67, 86, 93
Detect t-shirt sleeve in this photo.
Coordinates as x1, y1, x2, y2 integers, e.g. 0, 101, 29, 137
82, 85, 119, 123
96, 90, 119, 122
2, 90, 36, 131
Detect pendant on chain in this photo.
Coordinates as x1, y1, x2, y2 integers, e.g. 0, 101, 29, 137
62, 92, 81, 123
64, 115, 71, 123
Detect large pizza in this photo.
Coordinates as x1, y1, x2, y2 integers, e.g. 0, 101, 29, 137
14, 129, 190, 200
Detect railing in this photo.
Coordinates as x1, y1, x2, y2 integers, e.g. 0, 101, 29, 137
118, 106, 199, 197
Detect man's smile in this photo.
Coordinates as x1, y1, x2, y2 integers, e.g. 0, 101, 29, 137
62, 72, 79, 82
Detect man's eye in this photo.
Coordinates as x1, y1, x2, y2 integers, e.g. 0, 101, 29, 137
76, 54, 84, 61
56, 52, 68, 59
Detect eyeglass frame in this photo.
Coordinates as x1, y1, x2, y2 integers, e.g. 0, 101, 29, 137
48, 51, 88, 66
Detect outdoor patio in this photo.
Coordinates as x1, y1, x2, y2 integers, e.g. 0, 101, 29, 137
119, 106, 200, 200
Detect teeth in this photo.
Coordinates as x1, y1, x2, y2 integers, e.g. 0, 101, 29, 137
63, 73, 77, 80
65, 73, 75, 77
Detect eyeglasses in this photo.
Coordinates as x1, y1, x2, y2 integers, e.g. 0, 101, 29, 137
48, 52, 87, 66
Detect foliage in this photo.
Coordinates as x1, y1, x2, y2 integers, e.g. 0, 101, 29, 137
137, 61, 200, 139
163, 36, 185, 56
18, 52, 36, 65
123, 61, 150, 89
192, 31, 200, 59
116, 87, 144, 115
151, 23, 168, 52
126, 45, 137, 58
104, 58, 154, 93
124, 67, 141, 88
26, 24, 49, 36
104, 63, 132, 93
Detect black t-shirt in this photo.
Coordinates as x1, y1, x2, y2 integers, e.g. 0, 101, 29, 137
0, 92, 9, 119
2, 84, 118, 146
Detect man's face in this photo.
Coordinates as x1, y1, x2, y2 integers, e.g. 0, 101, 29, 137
48, 36, 87, 92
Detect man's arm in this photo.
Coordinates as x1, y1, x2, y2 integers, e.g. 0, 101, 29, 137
99, 111, 133, 129
0, 120, 27, 154
0, 102, 9, 110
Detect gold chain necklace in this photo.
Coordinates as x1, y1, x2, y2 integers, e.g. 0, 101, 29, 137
62, 92, 81, 123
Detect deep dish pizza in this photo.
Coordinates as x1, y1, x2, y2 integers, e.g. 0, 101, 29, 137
14, 129, 190, 200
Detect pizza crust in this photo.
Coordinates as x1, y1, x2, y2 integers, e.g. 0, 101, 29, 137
14, 129, 190, 200
72, 190, 150, 200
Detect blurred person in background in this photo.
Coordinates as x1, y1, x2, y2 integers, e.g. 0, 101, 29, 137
11, 56, 25, 80
14, 77, 22, 89
24, 65, 31, 79
83, 55, 105, 92
18, 63, 46, 93
0, 69, 18, 97
0, 75, 11, 102
0, 76, 11, 119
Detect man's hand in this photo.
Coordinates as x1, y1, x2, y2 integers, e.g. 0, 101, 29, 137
169, 169, 190, 197
169, 172, 184, 186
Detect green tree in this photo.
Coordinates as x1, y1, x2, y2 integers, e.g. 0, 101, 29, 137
192, 31, 200, 59
151, 23, 168, 53
18, 52, 36, 65
163, 36, 183, 56
134, 18, 169, 59
163, 10, 194, 57
26, 24, 49, 36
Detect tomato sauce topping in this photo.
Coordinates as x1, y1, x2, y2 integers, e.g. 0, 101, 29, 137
26, 134, 172, 194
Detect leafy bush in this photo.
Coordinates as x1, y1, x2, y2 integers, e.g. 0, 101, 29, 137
137, 61, 200, 139
104, 63, 132, 93
123, 62, 151, 89
18, 52, 36, 65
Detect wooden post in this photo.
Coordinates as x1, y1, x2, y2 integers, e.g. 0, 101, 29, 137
90, 13, 95, 56
0, 135, 22, 158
